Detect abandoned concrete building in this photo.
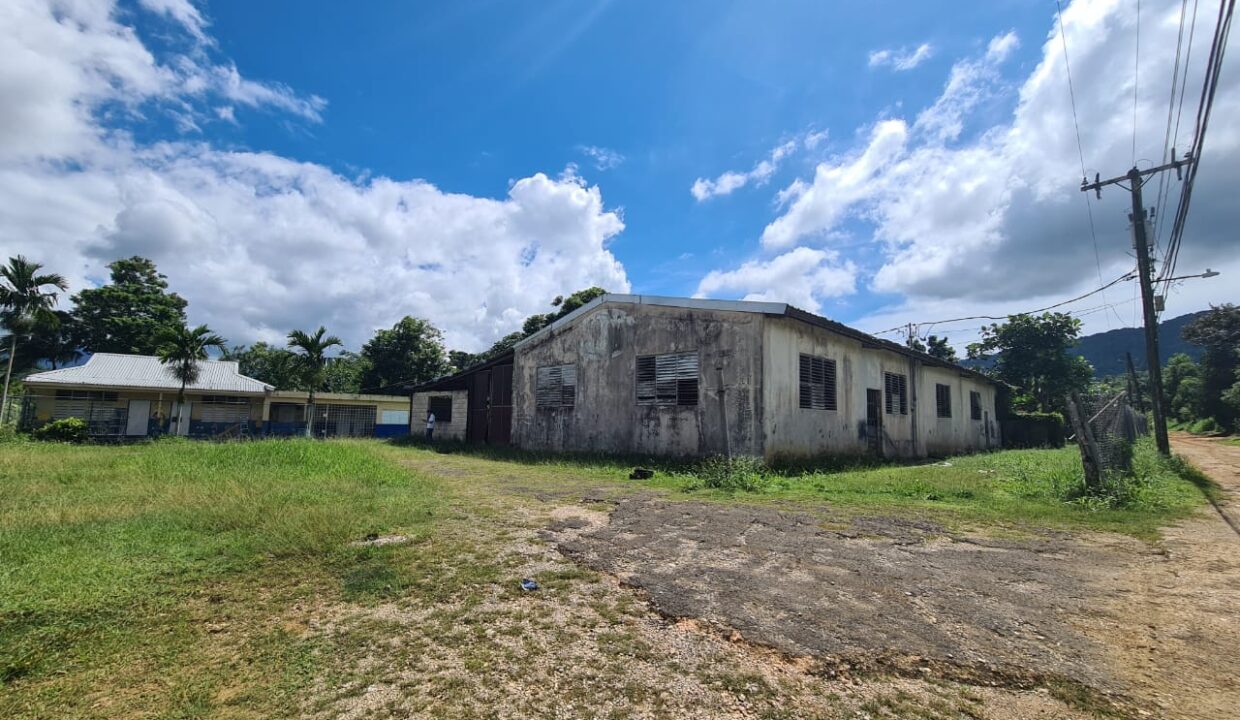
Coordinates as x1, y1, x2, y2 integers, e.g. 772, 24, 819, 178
414, 295, 1001, 459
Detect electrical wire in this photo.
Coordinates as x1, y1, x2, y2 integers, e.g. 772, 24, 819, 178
872, 269, 1137, 337
1133, 0, 1142, 164
1056, 0, 1111, 327
1150, 0, 1193, 260
1160, 0, 1234, 296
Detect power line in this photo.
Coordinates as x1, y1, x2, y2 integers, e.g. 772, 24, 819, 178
1133, 0, 1143, 164
1056, 0, 1110, 325
1150, 0, 1193, 259
1160, 0, 1234, 291
872, 269, 1136, 337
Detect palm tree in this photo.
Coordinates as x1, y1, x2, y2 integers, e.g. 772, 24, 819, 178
0, 256, 68, 423
156, 324, 226, 434
287, 326, 342, 437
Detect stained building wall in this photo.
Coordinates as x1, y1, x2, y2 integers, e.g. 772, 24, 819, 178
762, 316, 1000, 460
410, 390, 468, 441
511, 302, 765, 457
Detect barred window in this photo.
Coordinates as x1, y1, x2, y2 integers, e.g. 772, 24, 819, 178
935, 384, 952, 418
55, 389, 118, 402
798, 354, 837, 411
201, 395, 248, 405
535, 365, 576, 408
636, 352, 698, 406
428, 395, 454, 422
970, 391, 983, 421
883, 372, 908, 415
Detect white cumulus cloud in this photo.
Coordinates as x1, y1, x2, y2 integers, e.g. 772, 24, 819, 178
0, 0, 631, 352
694, 247, 858, 314
691, 139, 799, 201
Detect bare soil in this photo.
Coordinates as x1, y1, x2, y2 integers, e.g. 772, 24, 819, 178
536, 434, 1240, 719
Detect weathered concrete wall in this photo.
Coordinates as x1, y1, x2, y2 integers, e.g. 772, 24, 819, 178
512, 302, 764, 457
763, 317, 917, 459
762, 318, 1000, 460
917, 365, 1001, 456
410, 390, 468, 441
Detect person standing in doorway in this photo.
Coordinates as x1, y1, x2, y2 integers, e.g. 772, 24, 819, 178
425, 409, 436, 442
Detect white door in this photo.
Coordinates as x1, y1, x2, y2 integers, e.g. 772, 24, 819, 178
126, 400, 151, 436
172, 401, 192, 436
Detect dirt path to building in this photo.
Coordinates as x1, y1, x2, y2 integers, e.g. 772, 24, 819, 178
1072, 433, 1240, 719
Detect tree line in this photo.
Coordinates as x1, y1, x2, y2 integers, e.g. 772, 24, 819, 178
1, 254, 608, 404
961, 305, 1239, 433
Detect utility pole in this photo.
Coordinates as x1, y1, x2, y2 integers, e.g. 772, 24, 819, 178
1082, 155, 1191, 456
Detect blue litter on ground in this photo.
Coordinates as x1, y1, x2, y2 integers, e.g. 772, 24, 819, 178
520, 578, 540, 591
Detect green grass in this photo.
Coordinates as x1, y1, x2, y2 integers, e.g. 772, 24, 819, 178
0, 435, 1215, 717
0, 438, 441, 717
398, 436, 1209, 539
671, 440, 1208, 537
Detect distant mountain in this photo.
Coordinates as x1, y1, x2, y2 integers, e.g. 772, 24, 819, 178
1071, 310, 1207, 377
957, 310, 1208, 378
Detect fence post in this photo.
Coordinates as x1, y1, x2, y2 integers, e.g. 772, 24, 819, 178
1065, 393, 1103, 491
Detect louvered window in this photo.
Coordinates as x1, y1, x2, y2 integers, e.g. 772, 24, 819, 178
535, 364, 576, 408
970, 391, 983, 421
798, 354, 837, 411
636, 352, 698, 406
883, 372, 908, 415
935, 383, 952, 418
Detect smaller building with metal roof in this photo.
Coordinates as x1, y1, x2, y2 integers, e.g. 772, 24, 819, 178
21, 353, 412, 440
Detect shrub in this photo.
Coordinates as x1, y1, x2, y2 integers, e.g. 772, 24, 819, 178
31, 417, 89, 443
686, 455, 769, 493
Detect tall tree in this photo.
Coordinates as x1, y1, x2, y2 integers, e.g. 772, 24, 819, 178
925, 335, 957, 362
967, 312, 1093, 414
1163, 353, 1203, 422
225, 342, 302, 389
71, 257, 188, 355
287, 326, 343, 437
155, 324, 226, 434
0, 256, 69, 420
359, 316, 449, 394
324, 351, 369, 394
1181, 304, 1240, 429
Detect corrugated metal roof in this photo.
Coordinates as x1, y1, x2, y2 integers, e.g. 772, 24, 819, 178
514, 294, 999, 385
24, 353, 272, 394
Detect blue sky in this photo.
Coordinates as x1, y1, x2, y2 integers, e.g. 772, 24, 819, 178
3, 0, 1236, 351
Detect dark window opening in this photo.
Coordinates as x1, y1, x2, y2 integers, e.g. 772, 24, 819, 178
935, 383, 952, 418
883, 372, 908, 415
798, 354, 837, 411
970, 390, 983, 421
55, 389, 118, 402
636, 352, 698, 406
428, 395, 454, 423
535, 365, 577, 408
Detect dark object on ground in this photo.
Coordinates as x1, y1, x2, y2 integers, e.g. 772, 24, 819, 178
520, 578, 540, 591
629, 467, 655, 480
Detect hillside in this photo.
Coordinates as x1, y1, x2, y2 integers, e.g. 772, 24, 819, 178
959, 311, 1207, 377
1071, 311, 1207, 377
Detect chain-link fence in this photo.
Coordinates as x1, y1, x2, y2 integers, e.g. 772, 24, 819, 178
1065, 391, 1148, 487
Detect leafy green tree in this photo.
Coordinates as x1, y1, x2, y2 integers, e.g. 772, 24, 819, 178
1182, 304, 1240, 430
926, 335, 956, 362
1163, 353, 1203, 422
447, 349, 477, 373
359, 316, 449, 394
967, 312, 1093, 414
463, 286, 611, 366
1, 256, 69, 419
324, 351, 369, 393
155, 324, 226, 434
71, 257, 188, 355
287, 326, 343, 437
5, 310, 81, 372
1221, 367, 1240, 426
224, 342, 302, 389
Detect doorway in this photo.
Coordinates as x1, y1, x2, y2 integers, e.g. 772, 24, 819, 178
866, 388, 883, 456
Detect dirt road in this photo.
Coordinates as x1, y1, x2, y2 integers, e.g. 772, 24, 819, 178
1080, 433, 1240, 719
543, 435, 1240, 719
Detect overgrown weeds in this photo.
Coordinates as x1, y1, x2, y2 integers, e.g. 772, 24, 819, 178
682, 455, 769, 492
